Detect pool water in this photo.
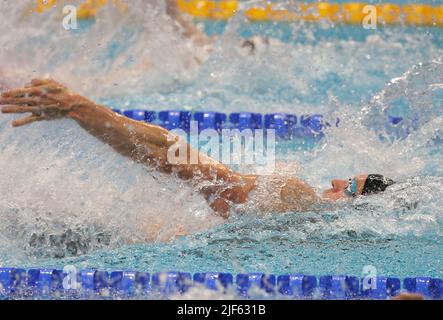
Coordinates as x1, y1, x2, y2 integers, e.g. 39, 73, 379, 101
0, 1, 442, 284
26, 212, 442, 279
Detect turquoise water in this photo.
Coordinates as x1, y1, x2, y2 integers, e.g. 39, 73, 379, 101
0, 1, 442, 282
29, 214, 442, 279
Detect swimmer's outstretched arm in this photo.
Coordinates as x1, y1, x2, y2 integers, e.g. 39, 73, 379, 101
166, 0, 212, 47
0, 79, 253, 217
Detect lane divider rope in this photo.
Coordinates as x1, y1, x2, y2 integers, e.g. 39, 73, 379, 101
33, 1, 443, 27
178, 1, 443, 27
112, 109, 410, 141
0, 268, 441, 299
114, 109, 331, 140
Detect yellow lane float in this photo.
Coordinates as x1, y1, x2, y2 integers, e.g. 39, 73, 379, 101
32, 1, 443, 27
376, 4, 402, 25
403, 4, 434, 26
180, 1, 443, 27
177, 0, 237, 19
34, 0, 58, 14
33, 0, 128, 19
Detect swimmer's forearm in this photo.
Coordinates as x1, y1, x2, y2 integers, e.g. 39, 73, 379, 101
68, 102, 173, 162
1, 78, 242, 218
68, 102, 241, 182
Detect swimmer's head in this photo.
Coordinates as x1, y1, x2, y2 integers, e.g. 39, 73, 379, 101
322, 174, 395, 201
241, 36, 270, 56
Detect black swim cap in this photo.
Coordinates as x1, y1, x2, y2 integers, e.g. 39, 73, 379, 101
361, 174, 395, 195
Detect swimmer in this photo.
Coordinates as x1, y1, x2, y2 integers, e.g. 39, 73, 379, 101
241, 36, 286, 56
166, 0, 212, 47
165, 0, 215, 64
0, 79, 395, 219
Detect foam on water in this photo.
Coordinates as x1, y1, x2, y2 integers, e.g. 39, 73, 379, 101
0, 0, 208, 96
0, 1, 442, 275
0, 115, 223, 263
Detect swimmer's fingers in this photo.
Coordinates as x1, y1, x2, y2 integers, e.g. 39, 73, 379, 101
1, 105, 42, 114
2, 87, 63, 99
1, 80, 63, 97
26, 79, 66, 93
27, 78, 55, 88
11, 115, 48, 127
1, 87, 42, 99
0, 97, 53, 106
2, 104, 63, 127
1, 105, 46, 127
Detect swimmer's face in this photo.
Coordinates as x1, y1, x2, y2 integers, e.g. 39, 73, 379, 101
322, 174, 368, 201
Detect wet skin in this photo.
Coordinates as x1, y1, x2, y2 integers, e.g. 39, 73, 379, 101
1, 79, 359, 218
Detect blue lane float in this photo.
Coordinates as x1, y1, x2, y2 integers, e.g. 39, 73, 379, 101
264, 113, 297, 139
319, 275, 360, 300
111, 108, 413, 141
229, 112, 262, 130
0, 268, 441, 300
404, 277, 443, 300
110, 271, 150, 296
277, 274, 317, 298
236, 273, 276, 297
152, 272, 193, 296
27, 269, 65, 297
194, 112, 227, 132
111, 108, 333, 140
193, 272, 233, 292
158, 110, 191, 131
360, 276, 401, 300
122, 109, 156, 123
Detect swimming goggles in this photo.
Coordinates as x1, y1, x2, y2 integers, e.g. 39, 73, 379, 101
345, 178, 358, 197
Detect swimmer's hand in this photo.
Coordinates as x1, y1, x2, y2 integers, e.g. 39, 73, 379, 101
1, 78, 92, 127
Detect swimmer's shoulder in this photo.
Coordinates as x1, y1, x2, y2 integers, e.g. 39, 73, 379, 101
279, 177, 320, 211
